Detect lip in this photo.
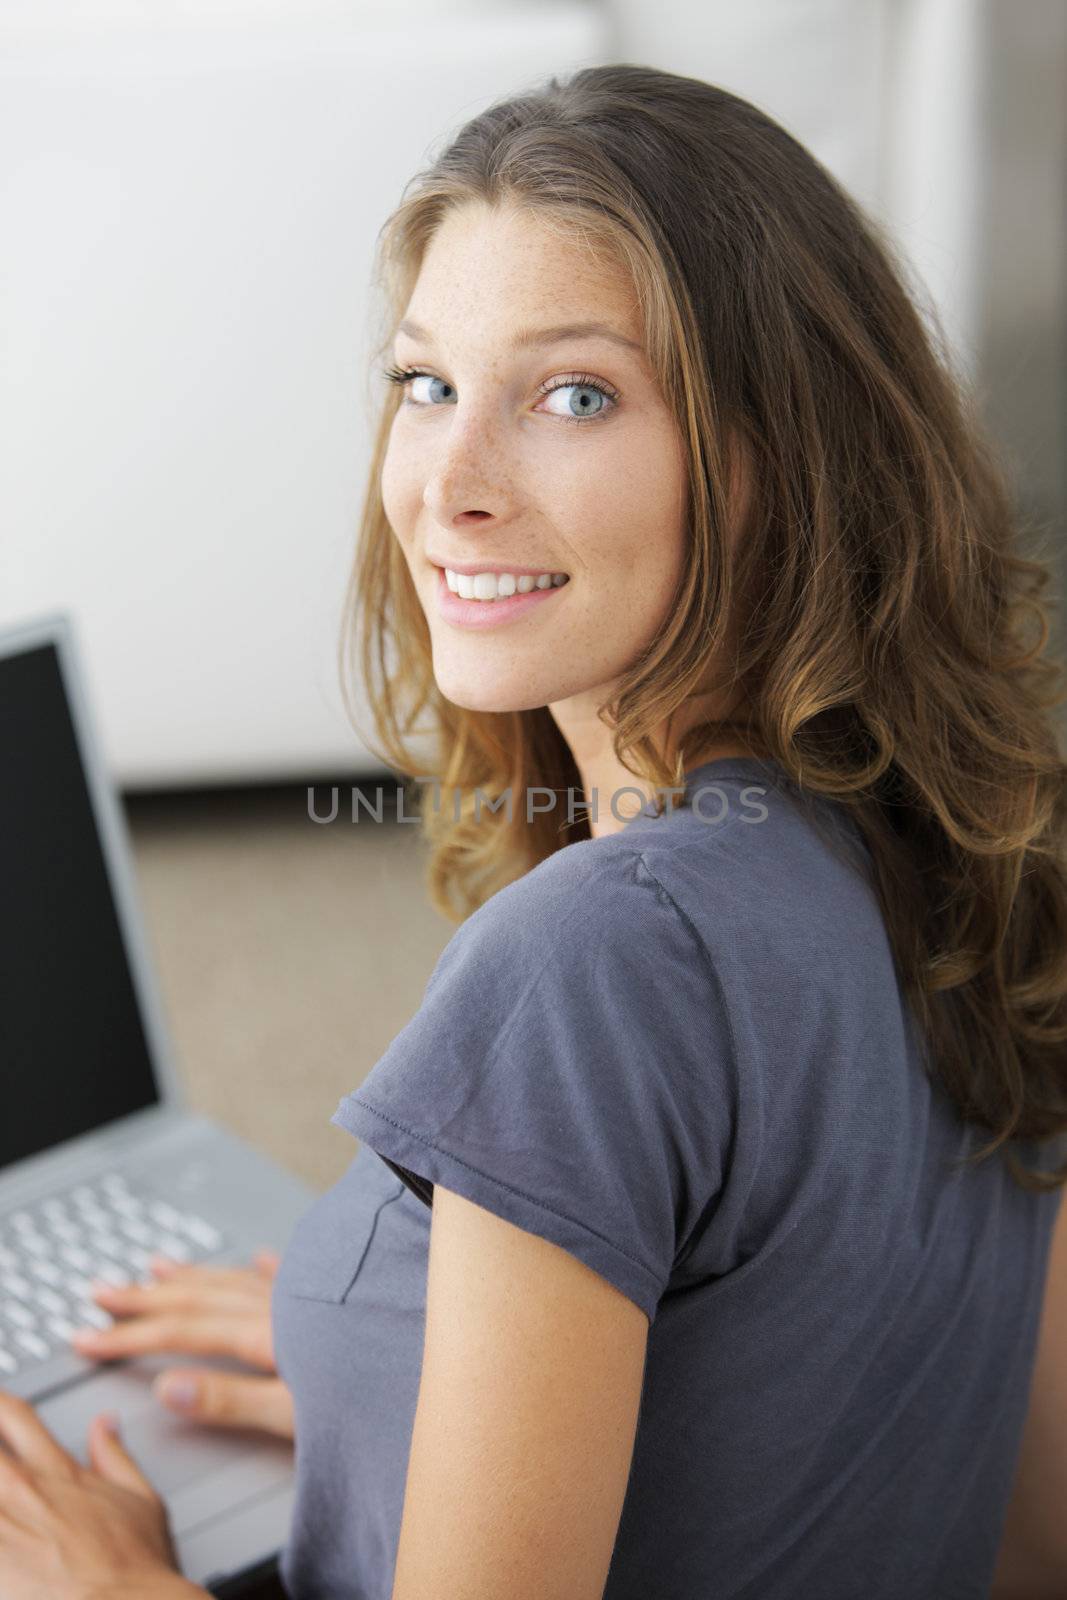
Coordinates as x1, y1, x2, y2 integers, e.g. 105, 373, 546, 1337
427, 556, 569, 579
432, 565, 569, 629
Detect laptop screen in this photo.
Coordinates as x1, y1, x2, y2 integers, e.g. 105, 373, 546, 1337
0, 640, 159, 1169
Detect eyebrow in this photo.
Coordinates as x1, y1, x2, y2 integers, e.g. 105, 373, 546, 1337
395, 317, 644, 355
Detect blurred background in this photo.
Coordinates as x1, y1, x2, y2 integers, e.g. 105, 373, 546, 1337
3, 0, 1065, 1191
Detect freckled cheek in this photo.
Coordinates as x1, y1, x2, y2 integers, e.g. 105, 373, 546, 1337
576, 450, 685, 586
553, 528, 677, 635
379, 436, 420, 546
543, 442, 634, 572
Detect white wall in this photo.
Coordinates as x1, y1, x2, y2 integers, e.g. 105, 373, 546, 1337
0, 2, 611, 786
607, 0, 988, 382
0, 0, 1007, 787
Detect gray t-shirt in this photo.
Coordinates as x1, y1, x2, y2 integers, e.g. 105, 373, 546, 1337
271, 756, 1062, 1599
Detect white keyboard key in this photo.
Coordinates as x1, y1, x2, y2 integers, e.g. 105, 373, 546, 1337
21, 1235, 54, 1258
148, 1201, 182, 1230
126, 1246, 154, 1272
110, 1193, 144, 1215
87, 1233, 124, 1258
59, 1246, 94, 1272
109, 1245, 143, 1272
65, 1274, 94, 1299
33, 1287, 67, 1315
2, 1301, 36, 1328
0, 1348, 15, 1374
41, 1199, 67, 1220
93, 1262, 131, 1288
154, 1234, 191, 1262
15, 1330, 49, 1360
46, 1316, 77, 1341
73, 1303, 112, 1330
9, 1212, 34, 1232
28, 1260, 63, 1286
70, 1187, 95, 1206
0, 1272, 31, 1298
181, 1216, 222, 1250
100, 1173, 129, 1195
46, 1218, 83, 1242
0, 1246, 17, 1270
118, 1219, 153, 1245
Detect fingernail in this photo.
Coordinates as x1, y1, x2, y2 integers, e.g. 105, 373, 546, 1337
100, 1411, 121, 1436
156, 1376, 198, 1410
72, 1327, 103, 1345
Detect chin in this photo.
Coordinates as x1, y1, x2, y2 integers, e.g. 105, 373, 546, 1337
432, 668, 551, 715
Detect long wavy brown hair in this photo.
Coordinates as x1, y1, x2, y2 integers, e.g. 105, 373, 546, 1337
339, 63, 1067, 1192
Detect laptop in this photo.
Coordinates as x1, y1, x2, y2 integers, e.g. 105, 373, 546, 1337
0, 610, 319, 1593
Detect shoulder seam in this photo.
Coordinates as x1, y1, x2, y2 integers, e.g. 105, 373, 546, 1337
631, 847, 760, 1259
468, 848, 648, 1070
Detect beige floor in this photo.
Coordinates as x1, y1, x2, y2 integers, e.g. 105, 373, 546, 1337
124, 780, 454, 1196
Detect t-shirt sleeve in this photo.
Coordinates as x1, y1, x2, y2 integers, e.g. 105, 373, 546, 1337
330, 843, 739, 1323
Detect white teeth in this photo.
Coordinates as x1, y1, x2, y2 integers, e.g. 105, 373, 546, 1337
444, 568, 568, 601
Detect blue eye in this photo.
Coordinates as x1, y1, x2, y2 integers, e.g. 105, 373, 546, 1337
539, 381, 612, 421
383, 366, 455, 406
381, 365, 618, 425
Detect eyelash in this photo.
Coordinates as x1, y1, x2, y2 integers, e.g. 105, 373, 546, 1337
381, 365, 619, 425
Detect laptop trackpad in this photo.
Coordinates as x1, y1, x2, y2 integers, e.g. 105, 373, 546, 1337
34, 1354, 294, 1528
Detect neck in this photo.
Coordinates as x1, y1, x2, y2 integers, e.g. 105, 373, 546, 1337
548, 689, 764, 841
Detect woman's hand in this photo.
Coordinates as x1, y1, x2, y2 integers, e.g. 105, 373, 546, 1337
0, 1388, 200, 1600
70, 1250, 295, 1442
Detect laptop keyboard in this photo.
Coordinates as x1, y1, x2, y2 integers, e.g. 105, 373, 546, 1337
0, 1169, 226, 1377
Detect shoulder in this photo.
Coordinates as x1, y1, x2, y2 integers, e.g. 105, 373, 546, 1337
440, 832, 702, 988
626, 774, 888, 976
435, 773, 885, 1008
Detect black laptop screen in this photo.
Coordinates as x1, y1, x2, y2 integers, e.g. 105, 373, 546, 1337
0, 641, 160, 1168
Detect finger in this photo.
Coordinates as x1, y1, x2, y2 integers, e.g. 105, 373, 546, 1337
71, 1311, 274, 1369
145, 1260, 269, 1294
89, 1272, 266, 1314
87, 1412, 160, 1502
151, 1250, 275, 1280
0, 1391, 79, 1479
253, 1249, 281, 1277
147, 1254, 183, 1277
153, 1370, 294, 1439
149, 1252, 247, 1280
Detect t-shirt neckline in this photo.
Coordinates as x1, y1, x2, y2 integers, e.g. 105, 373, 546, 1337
620, 753, 790, 827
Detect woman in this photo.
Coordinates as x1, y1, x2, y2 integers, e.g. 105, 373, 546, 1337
3, 62, 1067, 1600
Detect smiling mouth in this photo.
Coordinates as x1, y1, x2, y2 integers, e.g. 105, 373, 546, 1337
439, 566, 570, 602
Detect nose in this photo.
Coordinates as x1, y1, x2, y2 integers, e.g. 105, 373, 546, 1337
421, 404, 516, 532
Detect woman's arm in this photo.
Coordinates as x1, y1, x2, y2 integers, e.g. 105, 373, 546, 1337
389, 1184, 649, 1600
86, 1583, 207, 1600
990, 1186, 1067, 1598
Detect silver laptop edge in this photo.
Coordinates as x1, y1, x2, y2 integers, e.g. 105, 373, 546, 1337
0, 610, 188, 1195
0, 609, 314, 1591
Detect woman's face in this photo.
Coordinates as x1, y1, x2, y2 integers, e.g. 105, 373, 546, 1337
380, 200, 690, 714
